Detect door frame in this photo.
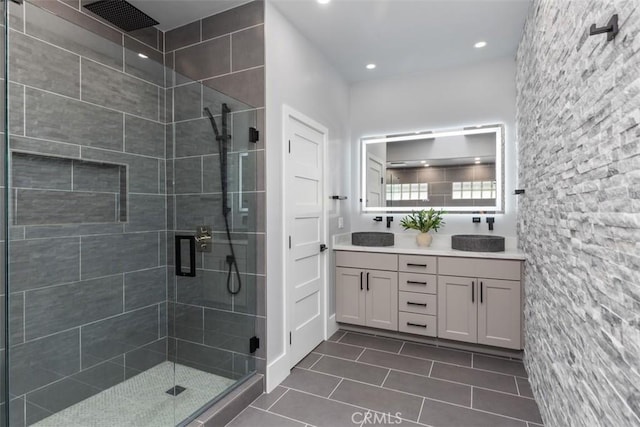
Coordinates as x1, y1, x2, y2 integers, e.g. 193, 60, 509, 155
282, 105, 330, 368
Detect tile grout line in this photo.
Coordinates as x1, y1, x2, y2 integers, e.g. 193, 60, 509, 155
168, 22, 264, 54
281, 382, 536, 426
265, 387, 290, 412
327, 378, 344, 399
306, 351, 528, 397
515, 376, 521, 396
417, 397, 426, 424
315, 345, 528, 379
303, 359, 533, 402
380, 368, 392, 387
398, 341, 406, 354
307, 354, 323, 370
470, 386, 474, 408
258, 406, 311, 427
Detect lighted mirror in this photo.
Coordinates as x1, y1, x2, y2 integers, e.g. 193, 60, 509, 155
361, 125, 504, 213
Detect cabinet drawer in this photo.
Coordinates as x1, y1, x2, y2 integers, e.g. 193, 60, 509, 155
399, 272, 437, 294
399, 312, 437, 337
399, 292, 436, 315
399, 255, 436, 274
438, 257, 521, 280
336, 251, 398, 271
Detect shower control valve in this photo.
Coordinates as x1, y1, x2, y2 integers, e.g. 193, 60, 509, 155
195, 226, 213, 252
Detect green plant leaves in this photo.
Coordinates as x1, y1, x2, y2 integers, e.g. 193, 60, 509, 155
399, 208, 446, 233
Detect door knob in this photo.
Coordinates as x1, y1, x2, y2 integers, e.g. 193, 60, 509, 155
320, 244, 328, 252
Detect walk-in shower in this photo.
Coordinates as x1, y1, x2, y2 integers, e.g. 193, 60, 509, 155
1, 0, 263, 425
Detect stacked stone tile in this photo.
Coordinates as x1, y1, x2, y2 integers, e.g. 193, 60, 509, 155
516, 0, 640, 425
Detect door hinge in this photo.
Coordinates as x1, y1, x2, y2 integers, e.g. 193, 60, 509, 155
249, 336, 260, 353
289, 331, 292, 345
288, 140, 291, 153
381, 177, 384, 184
289, 236, 292, 249
249, 127, 259, 143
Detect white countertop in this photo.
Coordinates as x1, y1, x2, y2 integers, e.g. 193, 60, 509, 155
332, 233, 525, 261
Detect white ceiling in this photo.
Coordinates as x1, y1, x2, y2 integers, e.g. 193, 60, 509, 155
271, 0, 531, 82
128, 0, 251, 31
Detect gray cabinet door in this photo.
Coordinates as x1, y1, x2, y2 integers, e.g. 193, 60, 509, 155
336, 267, 366, 326
477, 279, 522, 349
365, 269, 398, 331
437, 275, 477, 343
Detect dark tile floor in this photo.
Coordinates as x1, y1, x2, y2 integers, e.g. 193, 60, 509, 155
227, 331, 544, 427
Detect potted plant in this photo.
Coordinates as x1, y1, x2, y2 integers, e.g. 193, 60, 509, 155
400, 209, 446, 247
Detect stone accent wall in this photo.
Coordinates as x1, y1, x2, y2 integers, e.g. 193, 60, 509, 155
516, 1, 640, 425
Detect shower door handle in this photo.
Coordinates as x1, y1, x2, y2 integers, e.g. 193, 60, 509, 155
175, 235, 196, 277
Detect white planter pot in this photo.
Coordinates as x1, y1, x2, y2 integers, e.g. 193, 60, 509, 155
416, 233, 433, 247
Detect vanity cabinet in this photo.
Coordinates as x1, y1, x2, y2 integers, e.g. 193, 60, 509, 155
334, 250, 523, 350
437, 257, 522, 350
335, 252, 398, 331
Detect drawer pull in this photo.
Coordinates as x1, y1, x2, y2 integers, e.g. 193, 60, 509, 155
406, 280, 427, 285
407, 263, 427, 268
407, 302, 427, 307
407, 322, 427, 328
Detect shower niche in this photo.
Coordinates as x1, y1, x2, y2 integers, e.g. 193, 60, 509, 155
12, 152, 128, 225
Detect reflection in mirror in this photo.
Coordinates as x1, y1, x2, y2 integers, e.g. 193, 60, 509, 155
362, 125, 503, 213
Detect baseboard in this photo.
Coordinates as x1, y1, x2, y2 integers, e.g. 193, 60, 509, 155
327, 314, 339, 339
265, 351, 290, 393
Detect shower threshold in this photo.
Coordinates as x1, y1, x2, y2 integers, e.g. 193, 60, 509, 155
32, 362, 236, 427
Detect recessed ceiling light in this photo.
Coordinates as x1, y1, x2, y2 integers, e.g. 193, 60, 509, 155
317, 0, 330, 4
424, 164, 430, 167
138, 53, 148, 59
475, 160, 481, 164
474, 157, 480, 161
366, 63, 376, 70
474, 41, 487, 48
420, 160, 426, 164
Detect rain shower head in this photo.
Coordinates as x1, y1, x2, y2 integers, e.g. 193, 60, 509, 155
84, 0, 159, 32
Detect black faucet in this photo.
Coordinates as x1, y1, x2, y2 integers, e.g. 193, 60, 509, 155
373, 216, 383, 222
486, 217, 495, 231
386, 216, 393, 228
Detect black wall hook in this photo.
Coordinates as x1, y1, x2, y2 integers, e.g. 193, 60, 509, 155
589, 14, 619, 41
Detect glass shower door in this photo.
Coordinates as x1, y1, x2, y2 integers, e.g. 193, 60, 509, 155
168, 72, 260, 424
3, 1, 174, 425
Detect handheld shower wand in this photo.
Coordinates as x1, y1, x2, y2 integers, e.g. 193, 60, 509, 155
204, 105, 241, 295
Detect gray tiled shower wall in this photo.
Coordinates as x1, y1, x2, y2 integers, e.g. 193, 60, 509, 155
0, 1, 163, 425
164, 0, 267, 381
0, 0, 266, 425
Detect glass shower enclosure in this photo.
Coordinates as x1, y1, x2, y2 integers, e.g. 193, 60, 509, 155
1, 0, 261, 425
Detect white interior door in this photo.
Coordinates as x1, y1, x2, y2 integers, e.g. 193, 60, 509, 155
285, 109, 326, 367
366, 153, 385, 206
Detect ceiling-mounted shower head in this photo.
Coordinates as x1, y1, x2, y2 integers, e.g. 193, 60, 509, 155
84, 0, 159, 32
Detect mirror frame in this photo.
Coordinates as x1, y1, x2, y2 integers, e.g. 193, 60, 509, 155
361, 125, 504, 213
